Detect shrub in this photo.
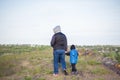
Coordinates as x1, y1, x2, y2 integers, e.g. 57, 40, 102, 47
24, 76, 32, 80
115, 52, 120, 63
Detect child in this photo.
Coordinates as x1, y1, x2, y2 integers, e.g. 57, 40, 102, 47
69, 45, 78, 74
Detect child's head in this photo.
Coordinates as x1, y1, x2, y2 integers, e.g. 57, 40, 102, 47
70, 45, 76, 50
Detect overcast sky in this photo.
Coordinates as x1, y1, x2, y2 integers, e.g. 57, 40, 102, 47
0, 0, 120, 45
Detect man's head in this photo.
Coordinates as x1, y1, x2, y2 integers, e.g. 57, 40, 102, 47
53, 25, 61, 34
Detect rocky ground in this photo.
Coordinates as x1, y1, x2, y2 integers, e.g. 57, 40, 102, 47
102, 57, 120, 76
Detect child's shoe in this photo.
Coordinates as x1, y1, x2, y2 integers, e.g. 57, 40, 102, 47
71, 71, 75, 75
75, 71, 78, 75
71, 71, 78, 75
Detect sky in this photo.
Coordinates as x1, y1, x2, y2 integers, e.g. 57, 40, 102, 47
0, 0, 120, 45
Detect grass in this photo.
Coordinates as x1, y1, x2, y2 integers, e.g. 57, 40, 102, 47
76, 55, 110, 76
94, 78, 105, 80
87, 60, 101, 65
24, 76, 32, 80
0, 45, 120, 80
90, 66, 110, 75
102, 51, 120, 64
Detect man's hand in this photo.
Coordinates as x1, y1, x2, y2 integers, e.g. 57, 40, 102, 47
65, 51, 70, 56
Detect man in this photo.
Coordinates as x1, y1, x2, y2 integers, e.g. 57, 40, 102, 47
50, 25, 68, 76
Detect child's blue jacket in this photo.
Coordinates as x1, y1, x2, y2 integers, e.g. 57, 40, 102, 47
70, 49, 78, 64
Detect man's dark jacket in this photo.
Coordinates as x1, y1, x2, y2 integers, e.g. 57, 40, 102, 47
51, 32, 67, 51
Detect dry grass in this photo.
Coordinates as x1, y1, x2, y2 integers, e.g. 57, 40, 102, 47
0, 45, 120, 80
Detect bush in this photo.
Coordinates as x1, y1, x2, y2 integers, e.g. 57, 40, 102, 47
24, 76, 32, 80
115, 52, 120, 63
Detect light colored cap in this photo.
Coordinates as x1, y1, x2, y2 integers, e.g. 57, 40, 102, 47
53, 25, 61, 33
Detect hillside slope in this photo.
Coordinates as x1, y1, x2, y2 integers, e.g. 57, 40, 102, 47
0, 45, 120, 80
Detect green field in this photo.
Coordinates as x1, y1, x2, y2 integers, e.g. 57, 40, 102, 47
0, 45, 120, 80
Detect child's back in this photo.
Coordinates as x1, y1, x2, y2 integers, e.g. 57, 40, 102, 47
69, 45, 78, 74
70, 49, 78, 64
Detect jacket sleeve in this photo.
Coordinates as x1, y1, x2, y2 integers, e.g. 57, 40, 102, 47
64, 35, 67, 51
50, 35, 55, 47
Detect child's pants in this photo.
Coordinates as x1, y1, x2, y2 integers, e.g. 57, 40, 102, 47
71, 63, 77, 72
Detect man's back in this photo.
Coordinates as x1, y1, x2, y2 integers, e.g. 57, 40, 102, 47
51, 32, 67, 50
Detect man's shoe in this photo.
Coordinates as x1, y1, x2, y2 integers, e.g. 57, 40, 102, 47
53, 74, 58, 77
64, 70, 68, 76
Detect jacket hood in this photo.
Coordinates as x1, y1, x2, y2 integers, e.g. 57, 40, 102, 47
53, 25, 61, 33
